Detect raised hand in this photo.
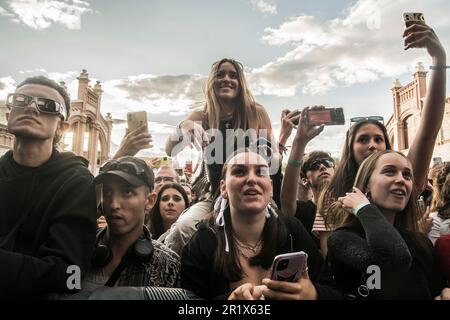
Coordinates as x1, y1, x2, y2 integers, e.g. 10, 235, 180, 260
403, 22, 446, 61
113, 124, 153, 159
293, 106, 325, 146
279, 109, 301, 146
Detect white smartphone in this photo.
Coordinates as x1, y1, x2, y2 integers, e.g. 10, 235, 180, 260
270, 251, 308, 282
127, 111, 148, 132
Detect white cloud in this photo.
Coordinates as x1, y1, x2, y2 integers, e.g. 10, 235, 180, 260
0, 6, 15, 17
250, 0, 277, 15
0, 76, 17, 101
101, 74, 206, 119
249, 0, 449, 96
4, 0, 92, 30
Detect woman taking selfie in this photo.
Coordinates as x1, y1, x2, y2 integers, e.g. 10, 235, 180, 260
326, 150, 448, 299
180, 149, 342, 300
313, 20, 447, 256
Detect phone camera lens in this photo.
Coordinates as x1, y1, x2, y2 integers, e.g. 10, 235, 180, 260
277, 259, 289, 271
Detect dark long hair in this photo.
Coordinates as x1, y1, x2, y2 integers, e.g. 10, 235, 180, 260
319, 120, 391, 226
205, 149, 287, 282
148, 183, 189, 239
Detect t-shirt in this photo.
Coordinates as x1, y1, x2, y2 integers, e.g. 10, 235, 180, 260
295, 200, 319, 248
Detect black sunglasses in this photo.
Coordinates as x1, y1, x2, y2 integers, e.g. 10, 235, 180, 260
6, 93, 67, 120
304, 158, 335, 172
101, 160, 146, 178
350, 116, 384, 127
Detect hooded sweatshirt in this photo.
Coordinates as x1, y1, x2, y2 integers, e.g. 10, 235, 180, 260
0, 149, 97, 299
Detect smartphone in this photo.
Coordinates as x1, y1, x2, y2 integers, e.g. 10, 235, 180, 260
270, 251, 307, 282
306, 108, 345, 126
127, 111, 148, 132
282, 109, 301, 125
433, 157, 443, 166
403, 12, 425, 27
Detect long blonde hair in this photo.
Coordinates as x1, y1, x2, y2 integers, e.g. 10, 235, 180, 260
204, 58, 265, 134
325, 150, 420, 232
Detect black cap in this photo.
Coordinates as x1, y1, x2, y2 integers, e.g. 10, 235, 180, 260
95, 156, 155, 190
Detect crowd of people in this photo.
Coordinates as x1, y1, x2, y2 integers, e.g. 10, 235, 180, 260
1, 19, 449, 300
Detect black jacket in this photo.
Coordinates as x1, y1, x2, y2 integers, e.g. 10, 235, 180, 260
327, 204, 446, 299
181, 216, 343, 300
0, 150, 97, 299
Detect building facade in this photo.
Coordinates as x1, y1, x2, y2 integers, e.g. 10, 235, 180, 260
62, 69, 113, 173
0, 104, 14, 156
386, 62, 450, 163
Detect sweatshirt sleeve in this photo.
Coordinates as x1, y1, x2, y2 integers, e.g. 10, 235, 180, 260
328, 204, 412, 272
0, 173, 97, 299
180, 227, 218, 299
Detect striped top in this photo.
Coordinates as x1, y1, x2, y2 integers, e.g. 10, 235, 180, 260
312, 193, 334, 235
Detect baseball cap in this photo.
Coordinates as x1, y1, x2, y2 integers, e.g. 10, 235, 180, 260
95, 156, 155, 190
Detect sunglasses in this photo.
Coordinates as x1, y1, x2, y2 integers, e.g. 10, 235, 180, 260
6, 93, 67, 120
304, 159, 335, 172
101, 160, 146, 179
350, 116, 384, 127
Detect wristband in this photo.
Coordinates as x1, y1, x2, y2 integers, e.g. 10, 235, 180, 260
287, 159, 303, 168
429, 65, 450, 70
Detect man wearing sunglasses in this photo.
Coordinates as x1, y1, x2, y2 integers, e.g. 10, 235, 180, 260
154, 165, 180, 193
0, 76, 97, 299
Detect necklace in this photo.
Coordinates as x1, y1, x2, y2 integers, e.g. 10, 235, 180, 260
233, 235, 263, 259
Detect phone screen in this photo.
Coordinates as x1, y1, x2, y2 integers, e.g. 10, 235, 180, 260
308, 110, 332, 124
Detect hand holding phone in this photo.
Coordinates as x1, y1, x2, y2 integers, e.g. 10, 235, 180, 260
306, 107, 345, 126
270, 251, 308, 282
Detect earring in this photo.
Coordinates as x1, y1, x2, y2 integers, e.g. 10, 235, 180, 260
365, 191, 371, 201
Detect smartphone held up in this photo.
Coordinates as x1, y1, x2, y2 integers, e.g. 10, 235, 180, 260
403, 12, 425, 27
127, 111, 148, 133
306, 108, 345, 126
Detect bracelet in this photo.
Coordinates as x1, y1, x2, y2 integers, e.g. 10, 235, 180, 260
429, 65, 450, 70
287, 159, 303, 168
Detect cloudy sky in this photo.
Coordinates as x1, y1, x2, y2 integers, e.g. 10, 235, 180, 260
0, 0, 449, 163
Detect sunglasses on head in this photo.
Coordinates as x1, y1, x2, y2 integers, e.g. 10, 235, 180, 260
101, 160, 146, 178
305, 158, 335, 172
6, 93, 67, 120
350, 116, 384, 127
